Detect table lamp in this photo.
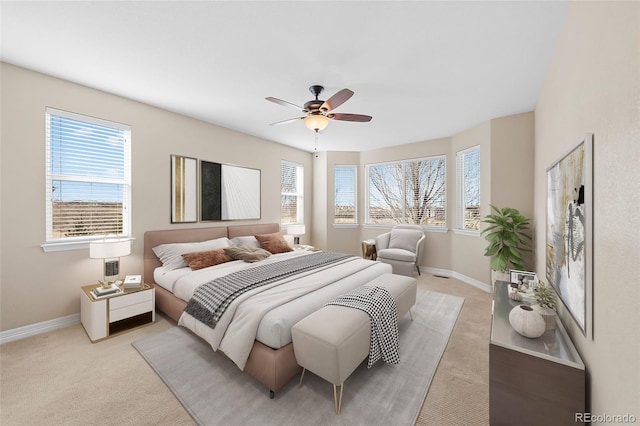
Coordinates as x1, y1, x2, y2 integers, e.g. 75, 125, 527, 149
287, 224, 306, 245
89, 238, 131, 286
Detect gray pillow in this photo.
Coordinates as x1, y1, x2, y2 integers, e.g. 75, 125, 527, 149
230, 236, 260, 249
388, 229, 422, 253
224, 246, 271, 263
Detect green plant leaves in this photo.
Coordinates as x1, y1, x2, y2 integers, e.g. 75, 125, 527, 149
481, 204, 532, 271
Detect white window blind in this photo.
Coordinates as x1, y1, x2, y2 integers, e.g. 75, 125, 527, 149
456, 145, 481, 231
334, 165, 357, 224
366, 156, 446, 227
280, 161, 304, 225
45, 108, 131, 243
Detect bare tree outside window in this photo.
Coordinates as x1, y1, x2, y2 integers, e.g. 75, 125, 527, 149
367, 157, 446, 227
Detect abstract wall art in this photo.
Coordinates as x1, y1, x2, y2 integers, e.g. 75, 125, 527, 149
200, 161, 261, 221
171, 155, 198, 223
546, 133, 593, 338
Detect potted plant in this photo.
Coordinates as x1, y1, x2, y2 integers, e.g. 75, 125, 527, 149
481, 205, 532, 283
533, 281, 557, 330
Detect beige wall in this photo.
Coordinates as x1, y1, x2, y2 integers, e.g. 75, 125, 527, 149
450, 120, 492, 283
0, 63, 313, 331
490, 112, 536, 270
534, 1, 639, 414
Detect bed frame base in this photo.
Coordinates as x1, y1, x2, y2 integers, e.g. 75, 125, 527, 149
145, 224, 302, 396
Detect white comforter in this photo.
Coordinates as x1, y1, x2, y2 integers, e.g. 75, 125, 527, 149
175, 251, 390, 370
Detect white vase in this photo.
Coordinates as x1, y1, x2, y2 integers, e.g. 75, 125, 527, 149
533, 305, 557, 331
508, 305, 545, 338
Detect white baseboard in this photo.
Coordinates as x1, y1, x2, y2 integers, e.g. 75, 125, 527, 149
0, 313, 80, 345
421, 267, 492, 293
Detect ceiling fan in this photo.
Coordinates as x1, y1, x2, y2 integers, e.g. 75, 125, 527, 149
266, 85, 372, 132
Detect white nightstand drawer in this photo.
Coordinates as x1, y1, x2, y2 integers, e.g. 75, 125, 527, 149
110, 289, 152, 310
110, 300, 153, 323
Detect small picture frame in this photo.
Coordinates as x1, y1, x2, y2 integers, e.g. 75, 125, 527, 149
509, 270, 538, 290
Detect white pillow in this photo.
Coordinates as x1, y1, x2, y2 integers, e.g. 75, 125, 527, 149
231, 236, 260, 249
152, 237, 232, 270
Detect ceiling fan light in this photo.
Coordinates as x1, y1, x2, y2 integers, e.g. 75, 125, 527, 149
304, 115, 329, 132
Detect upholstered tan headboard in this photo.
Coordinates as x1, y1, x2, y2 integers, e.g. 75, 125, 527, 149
143, 223, 280, 284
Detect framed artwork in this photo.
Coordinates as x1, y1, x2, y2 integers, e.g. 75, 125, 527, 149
200, 160, 261, 221
546, 133, 593, 338
509, 270, 537, 289
170, 155, 198, 223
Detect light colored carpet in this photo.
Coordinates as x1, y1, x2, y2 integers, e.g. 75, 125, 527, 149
0, 274, 491, 425
132, 290, 463, 426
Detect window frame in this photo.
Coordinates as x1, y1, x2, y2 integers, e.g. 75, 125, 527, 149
280, 160, 304, 227
455, 145, 481, 234
365, 155, 447, 230
333, 164, 358, 227
42, 108, 131, 252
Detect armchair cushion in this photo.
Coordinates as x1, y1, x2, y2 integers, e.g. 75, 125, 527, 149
388, 228, 423, 253
376, 248, 417, 262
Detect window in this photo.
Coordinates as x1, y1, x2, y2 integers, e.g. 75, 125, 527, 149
280, 161, 304, 225
456, 145, 481, 231
366, 156, 446, 227
45, 108, 131, 247
334, 165, 357, 224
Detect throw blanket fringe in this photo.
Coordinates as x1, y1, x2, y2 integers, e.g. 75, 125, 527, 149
185, 252, 353, 328
326, 286, 400, 368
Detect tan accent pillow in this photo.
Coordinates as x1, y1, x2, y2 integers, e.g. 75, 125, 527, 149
181, 249, 233, 270
255, 232, 293, 254
224, 246, 271, 263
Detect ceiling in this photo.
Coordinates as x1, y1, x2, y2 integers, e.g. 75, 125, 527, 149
1, 1, 569, 153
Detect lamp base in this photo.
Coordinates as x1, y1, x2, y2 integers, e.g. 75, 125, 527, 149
293, 237, 300, 245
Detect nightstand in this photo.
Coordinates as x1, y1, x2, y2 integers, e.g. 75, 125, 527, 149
80, 283, 155, 342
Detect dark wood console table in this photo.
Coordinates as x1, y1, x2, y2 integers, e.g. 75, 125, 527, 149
490, 281, 586, 425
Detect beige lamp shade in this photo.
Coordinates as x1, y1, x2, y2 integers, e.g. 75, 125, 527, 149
89, 239, 131, 259
287, 224, 306, 236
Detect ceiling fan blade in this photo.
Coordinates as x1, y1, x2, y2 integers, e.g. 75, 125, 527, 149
330, 113, 372, 122
320, 89, 354, 112
269, 117, 304, 126
265, 97, 306, 112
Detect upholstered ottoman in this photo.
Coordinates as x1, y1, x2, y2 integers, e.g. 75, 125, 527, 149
291, 273, 417, 413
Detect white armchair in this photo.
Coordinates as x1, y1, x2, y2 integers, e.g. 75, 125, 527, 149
375, 225, 425, 277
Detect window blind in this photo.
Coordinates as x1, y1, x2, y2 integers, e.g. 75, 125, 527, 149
280, 161, 304, 225
334, 165, 357, 224
366, 156, 446, 227
45, 108, 131, 242
456, 145, 481, 231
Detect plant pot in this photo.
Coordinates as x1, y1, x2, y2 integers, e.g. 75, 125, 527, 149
533, 305, 557, 331
491, 270, 510, 286
508, 305, 545, 338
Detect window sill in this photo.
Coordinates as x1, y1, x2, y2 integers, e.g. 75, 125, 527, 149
362, 224, 448, 233
333, 224, 358, 229
41, 237, 133, 252
453, 229, 481, 237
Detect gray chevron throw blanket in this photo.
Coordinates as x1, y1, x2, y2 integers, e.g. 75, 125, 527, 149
185, 252, 354, 329
326, 286, 400, 368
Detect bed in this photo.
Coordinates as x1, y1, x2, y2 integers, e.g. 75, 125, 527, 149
144, 223, 392, 397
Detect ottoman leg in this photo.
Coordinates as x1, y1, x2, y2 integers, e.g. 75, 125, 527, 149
298, 368, 306, 388
333, 383, 344, 414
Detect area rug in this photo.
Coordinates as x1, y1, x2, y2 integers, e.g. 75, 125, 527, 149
132, 290, 464, 426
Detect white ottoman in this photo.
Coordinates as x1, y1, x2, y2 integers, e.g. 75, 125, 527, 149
291, 273, 417, 413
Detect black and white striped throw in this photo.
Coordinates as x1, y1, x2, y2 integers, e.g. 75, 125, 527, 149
326, 286, 400, 368
185, 252, 353, 329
